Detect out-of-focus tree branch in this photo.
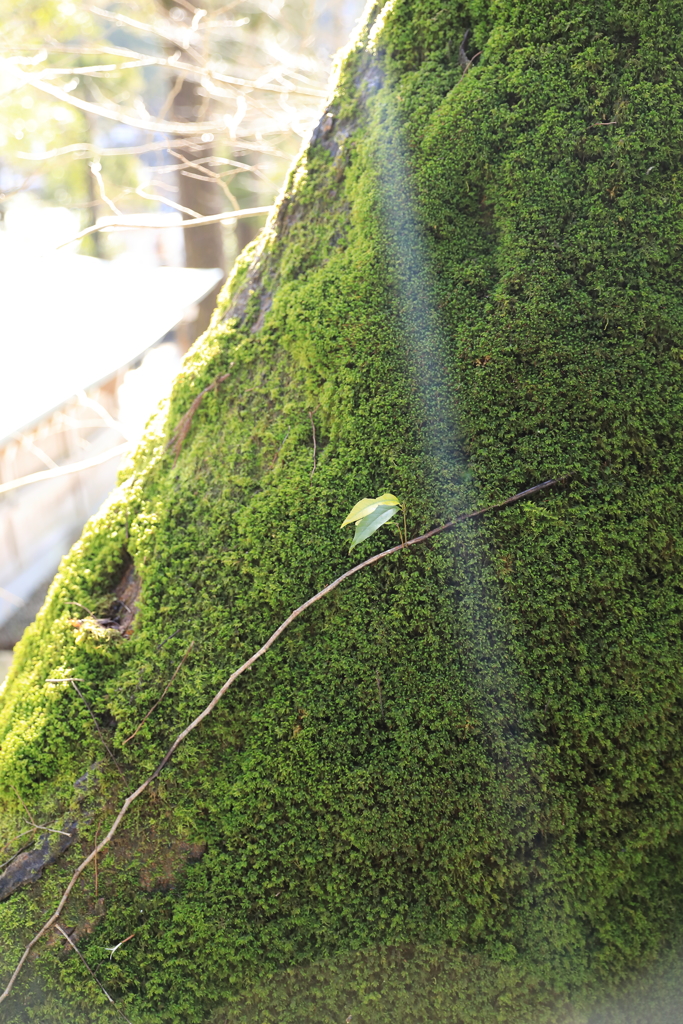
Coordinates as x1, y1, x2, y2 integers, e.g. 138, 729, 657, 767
7, 46, 329, 95
0, 0, 361, 344
56, 203, 272, 248
16, 72, 226, 134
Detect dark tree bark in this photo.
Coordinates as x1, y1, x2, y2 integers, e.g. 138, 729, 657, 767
172, 76, 225, 349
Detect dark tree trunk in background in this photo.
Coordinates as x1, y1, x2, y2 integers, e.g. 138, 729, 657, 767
154, 0, 226, 350
171, 76, 225, 350
234, 153, 261, 257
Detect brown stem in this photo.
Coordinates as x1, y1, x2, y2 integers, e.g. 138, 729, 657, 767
170, 368, 233, 459
121, 643, 194, 746
0, 473, 568, 1005
63, 680, 126, 778
309, 410, 317, 476
54, 925, 132, 1023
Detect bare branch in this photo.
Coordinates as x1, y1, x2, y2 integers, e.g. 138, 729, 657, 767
170, 367, 233, 457
54, 925, 133, 1024
23, 822, 74, 838
157, 68, 187, 123
133, 185, 200, 218
8, 47, 328, 97
7, 43, 152, 60
0, 444, 129, 497
121, 643, 195, 746
0, 474, 569, 1007
309, 410, 317, 476
89, 5, 196, 49
90, 160, 120, 216
10, 432, 58, 471
167, 148, 240, 208
0, 587, 24, 610
37, 60, 157, 77
16, 138, 198, 161
57, 679, 126, 778
56, 205, 272, 249
25, 75, 223, 134
76, 391, 130, 441
164, 153, 254, 172
7, 783, 38, 831
0, 169, 43, 200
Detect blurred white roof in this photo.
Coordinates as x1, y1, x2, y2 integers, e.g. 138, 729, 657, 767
0, 254, 222, 443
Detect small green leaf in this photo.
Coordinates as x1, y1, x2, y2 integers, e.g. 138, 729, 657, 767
341, 497, 380, 528
349, 504, 399, 550
340, 492, 400, 528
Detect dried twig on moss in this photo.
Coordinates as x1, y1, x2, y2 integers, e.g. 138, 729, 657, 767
54, 925, 133, 1024
7, 783, 72, 838
0, 840, 34, 874
309, 410, 317, 476
60, 679, 126, 778
0, 474, 567, 1006
121, 643, 194, 746
170, 368, 234, 459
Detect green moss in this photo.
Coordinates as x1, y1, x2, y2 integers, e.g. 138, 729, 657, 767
3, 0, 683, 1020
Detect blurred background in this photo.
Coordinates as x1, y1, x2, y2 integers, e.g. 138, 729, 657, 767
0, 0, 365, 681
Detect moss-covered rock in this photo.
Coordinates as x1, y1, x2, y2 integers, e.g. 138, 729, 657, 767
3, 1, 683, 1020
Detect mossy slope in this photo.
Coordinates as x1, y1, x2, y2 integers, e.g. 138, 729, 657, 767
2, 0, 683, 1020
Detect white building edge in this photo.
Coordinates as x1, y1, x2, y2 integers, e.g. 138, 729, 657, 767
0, 254, 222, 646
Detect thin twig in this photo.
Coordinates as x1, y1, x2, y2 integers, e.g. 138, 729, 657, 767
25, 75, 221, 134
163, 152, 254, 174
121, 643, 194, 746
170, 368, 233, 458
17, 137, 199, 161
13, 44, 328, 97
23, 820, 73, 838
8, 783, 38, 831
157, 68, 186, 123
104, 933, 135, 960
168, 148, 241, 209
0, 474, 568, 1005
0, 169, 43, 203
309, 410, 317, 476
56, 207, 271, 250
57, 680, 126, 778
76, 390, 130, 441
11, 431, 58, 470
268, 430, 290, 470
4, 784, 71, 851
90, 160, 120, 216
0, 444, 129, 497
54, 925, 133, 1024
0, 841, 35, 874
134, 185, 201, 219
462, 50, 482, 74
67, 600, 95, 616
0, 587, 24, 609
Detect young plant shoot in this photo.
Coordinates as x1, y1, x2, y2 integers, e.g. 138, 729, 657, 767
341, 493, 401, 550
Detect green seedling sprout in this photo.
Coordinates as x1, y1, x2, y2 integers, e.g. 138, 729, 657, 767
341, 492, 405, 551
